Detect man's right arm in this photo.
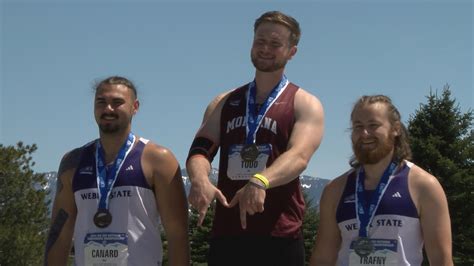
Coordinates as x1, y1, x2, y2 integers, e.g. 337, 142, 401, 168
44, 148, 81, 265
310, 176, 345, 265
200, 92, 230, 124
186, 92, 230, 225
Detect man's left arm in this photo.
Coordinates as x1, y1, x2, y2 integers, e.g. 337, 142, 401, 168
146, 143, 190, 266
230, 89, 324, 229
261, 88, 324, 187
415, 167, 453, 265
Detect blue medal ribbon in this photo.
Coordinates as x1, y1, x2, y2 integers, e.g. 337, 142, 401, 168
95, 133, 135, 211
355, 162, 397, 238
245, 75, 289, 144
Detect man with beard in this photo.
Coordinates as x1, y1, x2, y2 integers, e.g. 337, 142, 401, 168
186, 11, 324, 266
310, 95, 452, 265
44, 76, 190, 266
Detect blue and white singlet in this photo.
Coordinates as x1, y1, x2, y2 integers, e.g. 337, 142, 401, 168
336, 161, 423, 265
72, 138, 163, 266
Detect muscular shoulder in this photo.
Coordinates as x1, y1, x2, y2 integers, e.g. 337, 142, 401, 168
294, 87, 322, 105
55, 146, 86, 194
58, 146, 85, 178
210, 91, 232, 108
294, 88, 324, 118
408, 162, 442, 191
407, 162, 447, 209
321, 170, 352, 209
202, 90, 233, 123
142, 141, 180, 185
142, 141, 178, 167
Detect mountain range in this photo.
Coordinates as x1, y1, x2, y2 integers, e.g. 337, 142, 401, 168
43, 169, 330, 211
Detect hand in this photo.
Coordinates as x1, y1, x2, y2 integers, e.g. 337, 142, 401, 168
229, 182, 266, 229
188, 179, 229, 226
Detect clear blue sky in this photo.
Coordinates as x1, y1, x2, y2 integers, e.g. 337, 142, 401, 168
1, 0, 472, 179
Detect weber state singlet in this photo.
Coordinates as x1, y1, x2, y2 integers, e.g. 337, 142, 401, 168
336, 161, 423, 266
213, 81, 305, 238
72, 138, 163, 266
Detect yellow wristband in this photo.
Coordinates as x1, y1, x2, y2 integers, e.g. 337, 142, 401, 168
253, 174, 269, 189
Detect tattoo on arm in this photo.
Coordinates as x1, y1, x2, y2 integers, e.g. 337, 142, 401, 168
44, 209, 69, 265
55, 177, 64, 195
44, 148, 81, 265
56, 148, 83, 194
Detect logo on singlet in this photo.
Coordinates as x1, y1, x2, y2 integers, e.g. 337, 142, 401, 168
229, 100, 240, 106
391, 192, 402, 198
226, 116, 278, 134
343, 194, 356, 203
79, 166, 94, 175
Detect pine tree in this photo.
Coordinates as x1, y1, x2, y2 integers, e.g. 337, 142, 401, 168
0, 142, 50, 265
407, 85, 473, 264
183, 194, 321, 266
161, 203, 213, 265
189, 204, 214, 265
302, 192, 320, 265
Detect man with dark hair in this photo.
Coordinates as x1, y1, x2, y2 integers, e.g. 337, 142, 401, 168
44, 76, 190, 266
186, 11, 324, 266
310, 95, 452, 265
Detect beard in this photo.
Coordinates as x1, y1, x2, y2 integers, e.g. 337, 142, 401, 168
97, 114, 124, 134
353, 135, 395, 165
251, 53, 287, 72
99, 123, 121, 134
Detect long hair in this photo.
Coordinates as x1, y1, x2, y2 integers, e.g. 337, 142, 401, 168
349, 95, 412, 168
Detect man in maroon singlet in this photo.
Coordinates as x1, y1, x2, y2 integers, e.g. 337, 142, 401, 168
186, 11, 324, 266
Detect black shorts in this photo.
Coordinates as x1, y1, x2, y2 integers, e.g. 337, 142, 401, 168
207, 235, 305, 266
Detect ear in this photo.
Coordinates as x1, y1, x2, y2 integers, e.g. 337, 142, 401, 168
288, 45, 297, 59
392, 121, 401, 137
133, 99, 140, 115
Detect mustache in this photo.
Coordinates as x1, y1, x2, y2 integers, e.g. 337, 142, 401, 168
100, 114, 119, 119
354, 138, 377, 147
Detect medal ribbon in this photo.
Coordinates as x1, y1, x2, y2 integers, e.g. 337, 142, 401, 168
245, 75, 289, 144
355, 162, 397, 237
95, 132, 135, 211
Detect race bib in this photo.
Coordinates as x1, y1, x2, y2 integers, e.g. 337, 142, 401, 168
84, 232, 128, 266
349, 239, 398, 266
227, 144, 271, 180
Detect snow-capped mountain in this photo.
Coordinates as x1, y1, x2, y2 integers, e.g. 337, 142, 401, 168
44, 169, 330, 211
180, 169, 329, 207
299, 174, 330, 208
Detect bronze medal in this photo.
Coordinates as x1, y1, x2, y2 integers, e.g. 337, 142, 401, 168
354, 237, 373, 258
93, 209, 112, 228
240, 144, 259, 162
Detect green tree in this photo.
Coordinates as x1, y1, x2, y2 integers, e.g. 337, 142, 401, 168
185, 196, 320, 266
0, 142, 50, 265
302, 192, 320, 265
160, 229, 169, 265
163, 192, 321, 266
184, 192, 321, 266
189, 203, 214, 265
161, 203, 214, 266
407, 85, 473, 264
